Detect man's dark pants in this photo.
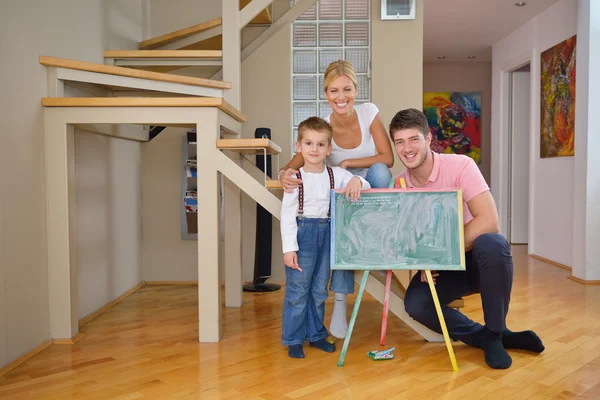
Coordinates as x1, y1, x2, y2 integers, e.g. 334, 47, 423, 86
404, 233, 513, 347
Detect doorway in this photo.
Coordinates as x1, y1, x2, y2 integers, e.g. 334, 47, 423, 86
507, 64, 531, 244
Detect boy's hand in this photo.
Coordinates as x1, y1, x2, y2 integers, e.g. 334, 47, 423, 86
343, 176, 363, 201
284, 251, 302, 271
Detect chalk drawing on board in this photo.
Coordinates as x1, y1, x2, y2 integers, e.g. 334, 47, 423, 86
330, 189, 466, 271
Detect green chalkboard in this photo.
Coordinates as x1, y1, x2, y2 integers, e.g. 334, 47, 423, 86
330, 189, 466, 271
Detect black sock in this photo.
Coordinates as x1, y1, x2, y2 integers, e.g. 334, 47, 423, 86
502, 329, 545, 353
481, 327, 512, 369
309, 339, 336, 353
288, 344, 305, 358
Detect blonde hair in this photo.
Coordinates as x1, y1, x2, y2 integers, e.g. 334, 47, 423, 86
323, 60, 358, 93
297, 117, 333, 144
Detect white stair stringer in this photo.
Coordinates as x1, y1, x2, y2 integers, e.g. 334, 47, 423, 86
214, 150, 281, 219
358, 271, 446, 343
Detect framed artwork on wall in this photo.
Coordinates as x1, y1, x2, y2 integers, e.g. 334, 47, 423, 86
540, 35, 576, 158
423, 92, 482, 164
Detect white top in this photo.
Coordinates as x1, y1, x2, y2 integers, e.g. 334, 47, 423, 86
280, 166, 371, 253
326, 102, 380, 178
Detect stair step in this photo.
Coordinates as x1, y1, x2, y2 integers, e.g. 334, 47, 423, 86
266, 180, 282, 190
41, 97, 247, 122
240, 0, 272, 24
139, 3, 271, 51
216, 138, 281, 155
40, 56, 230, 90
104, 50, 223, 59
104, 50, 223, 72
139, 18, 222, 50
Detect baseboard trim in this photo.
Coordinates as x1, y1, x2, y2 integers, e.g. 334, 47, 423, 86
52, 333, 86, 345
79, 281, 147, 328
0, 340, 52, 377
145, 281, 198, 285
567, 276, 600, 285
530, 254, 572, 271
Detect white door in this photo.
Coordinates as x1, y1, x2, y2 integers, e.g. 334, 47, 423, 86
510, 71, 531, 244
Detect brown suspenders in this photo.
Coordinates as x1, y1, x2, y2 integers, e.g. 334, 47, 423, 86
296, 167, 335, 218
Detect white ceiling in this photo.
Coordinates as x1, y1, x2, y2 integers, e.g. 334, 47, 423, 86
423, 0, 560, 62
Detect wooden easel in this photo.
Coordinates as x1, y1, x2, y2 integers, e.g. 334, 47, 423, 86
336, 178, 459, 372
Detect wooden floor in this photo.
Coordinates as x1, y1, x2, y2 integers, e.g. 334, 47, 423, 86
2, 245, 600, 399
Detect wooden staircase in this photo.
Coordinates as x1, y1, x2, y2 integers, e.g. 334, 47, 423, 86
39, 0, 454, 347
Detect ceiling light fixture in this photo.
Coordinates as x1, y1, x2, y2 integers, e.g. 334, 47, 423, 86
515, 1, 527, 6
437, 56, 447, 60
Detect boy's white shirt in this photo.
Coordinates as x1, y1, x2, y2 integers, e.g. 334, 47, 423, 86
280, 166, 371, 254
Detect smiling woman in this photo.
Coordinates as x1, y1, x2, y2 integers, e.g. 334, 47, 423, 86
278, 60, 395, 339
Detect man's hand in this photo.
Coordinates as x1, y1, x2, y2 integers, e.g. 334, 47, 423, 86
279, 169, 302, 193
342, 176, 363, 201
284, 251, 302, 271
420, 270, 439, 284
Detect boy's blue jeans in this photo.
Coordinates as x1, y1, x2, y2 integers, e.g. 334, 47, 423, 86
329, 163, 392, 294
282, 217, 331, 346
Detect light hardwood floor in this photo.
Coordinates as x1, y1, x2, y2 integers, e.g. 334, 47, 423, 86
1, 245, 600, 399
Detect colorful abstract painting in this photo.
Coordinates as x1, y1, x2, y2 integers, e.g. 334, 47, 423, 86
540, 35, 576, 158
423, 92, 482, 164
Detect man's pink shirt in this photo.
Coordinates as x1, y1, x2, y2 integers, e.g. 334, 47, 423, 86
397, 152, 489, 225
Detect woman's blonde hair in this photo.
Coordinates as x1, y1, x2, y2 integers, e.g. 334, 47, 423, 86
323, 60, 358, 93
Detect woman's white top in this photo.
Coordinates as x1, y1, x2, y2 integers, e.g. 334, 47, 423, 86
325, 102, 380, 178
280, 166, 370, 253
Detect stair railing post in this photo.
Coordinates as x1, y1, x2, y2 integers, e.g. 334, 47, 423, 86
222, 1, 241, 109
222, 1, 243, 308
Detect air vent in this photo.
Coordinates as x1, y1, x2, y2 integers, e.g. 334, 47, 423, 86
381, 0, 415, 20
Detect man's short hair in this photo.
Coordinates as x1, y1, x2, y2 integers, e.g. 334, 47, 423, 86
297, 117, 333, 144
389, 108, 430, 140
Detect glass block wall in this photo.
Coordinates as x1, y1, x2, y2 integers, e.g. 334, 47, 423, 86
291, 0, 370, 152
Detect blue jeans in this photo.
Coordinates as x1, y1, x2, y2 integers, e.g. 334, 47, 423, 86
329, 163, 392, 294
282, 218, 331, 346
404, 233, 513, 347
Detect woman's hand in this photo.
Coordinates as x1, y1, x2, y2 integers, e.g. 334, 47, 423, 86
338, 159, 352, 170
342, 177, 363, 201
279, 168, 302, 193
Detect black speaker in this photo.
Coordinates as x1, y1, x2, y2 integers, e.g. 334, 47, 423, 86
243, 128, 281, 292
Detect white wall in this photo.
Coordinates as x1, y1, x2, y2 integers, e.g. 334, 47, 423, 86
0, 0, 142, 368
423, 62, 492, 183
142, 129, 198, 281
75, 133, 143, 318
572, 0, 600, 281
491, 0, 577, 266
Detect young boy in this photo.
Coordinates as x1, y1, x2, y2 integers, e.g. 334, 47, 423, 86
280, 117, 371, 359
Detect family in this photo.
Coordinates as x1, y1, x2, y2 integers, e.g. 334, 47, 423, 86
278, 60, 545, 369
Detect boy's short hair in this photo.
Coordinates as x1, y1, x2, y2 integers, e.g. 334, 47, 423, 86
389, 108, 430, 140
297, 117, 333, 144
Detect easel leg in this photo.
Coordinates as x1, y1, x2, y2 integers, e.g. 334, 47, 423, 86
380, 270, 392, 345
425, 270, 458, 372
338, 270, 369, 367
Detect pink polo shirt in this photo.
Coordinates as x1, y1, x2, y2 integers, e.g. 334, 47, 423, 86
397, 152, 489, 225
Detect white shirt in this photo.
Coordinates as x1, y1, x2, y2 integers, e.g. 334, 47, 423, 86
280, 166, 371, 253
326, 102, 380, 178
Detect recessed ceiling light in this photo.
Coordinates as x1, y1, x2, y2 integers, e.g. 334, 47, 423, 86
437, 56, 447, 60
515, 1, 527, 6
468, 56, 476, 59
